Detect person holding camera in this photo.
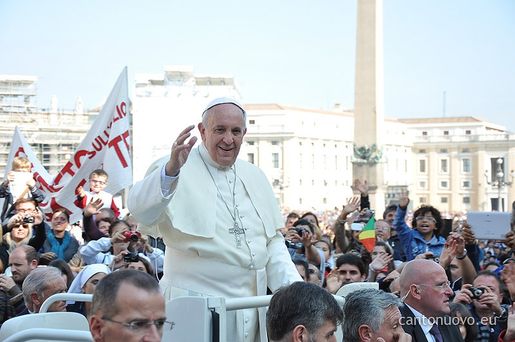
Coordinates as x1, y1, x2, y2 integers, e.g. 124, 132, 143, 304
284, 219, 322, 267
79, 219, 164, 272
3, 198, 48, 253
4, 203, 57, 272
454, 270, 509, 341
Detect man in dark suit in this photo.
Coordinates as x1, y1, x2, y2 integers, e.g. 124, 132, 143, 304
399, 259, 463, 342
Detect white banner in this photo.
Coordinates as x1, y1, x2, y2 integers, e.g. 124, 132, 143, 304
4, 67, 132, 223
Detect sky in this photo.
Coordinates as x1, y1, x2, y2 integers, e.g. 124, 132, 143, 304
1, 0, 514, 131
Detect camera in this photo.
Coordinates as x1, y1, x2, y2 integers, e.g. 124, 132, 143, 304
22, 215, 35, 224
470, 287, 485, 300
285, 240, 304, 249
122, 231, 141, 242
294, 227, 309, 237
123, 252, 140, 263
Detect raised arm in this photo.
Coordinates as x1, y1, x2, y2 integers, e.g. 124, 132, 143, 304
128, 125, 197, 226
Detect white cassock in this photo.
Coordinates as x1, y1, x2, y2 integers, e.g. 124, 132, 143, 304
128, 144, 301, 342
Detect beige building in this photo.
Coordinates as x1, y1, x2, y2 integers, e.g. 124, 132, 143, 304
399, 117, 515, 213
241, 104, 413, 212
2, 72, 513, 214
242, 105, 515, 213
0, 75, 98, 176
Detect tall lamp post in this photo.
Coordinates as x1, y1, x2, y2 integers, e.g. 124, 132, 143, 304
484, 158, 514, 211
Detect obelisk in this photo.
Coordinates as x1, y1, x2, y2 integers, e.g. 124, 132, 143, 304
353, 0, 385, 214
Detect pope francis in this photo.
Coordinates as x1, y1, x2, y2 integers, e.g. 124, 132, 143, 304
128, 97, 302, 341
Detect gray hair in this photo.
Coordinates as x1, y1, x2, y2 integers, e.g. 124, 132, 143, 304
342, 288, 401, 342
201, 102, 246, 128
22, 266, 63, 310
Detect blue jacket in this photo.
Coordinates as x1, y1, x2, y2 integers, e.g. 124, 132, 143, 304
393, 206, 446, 261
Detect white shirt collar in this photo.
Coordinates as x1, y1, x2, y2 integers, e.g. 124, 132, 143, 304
405, 303, 435, 336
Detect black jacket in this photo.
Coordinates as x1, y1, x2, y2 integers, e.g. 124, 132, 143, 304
400, 304, 464, 342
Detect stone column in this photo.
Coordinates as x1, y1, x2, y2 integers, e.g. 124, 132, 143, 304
352, 0, 386, 215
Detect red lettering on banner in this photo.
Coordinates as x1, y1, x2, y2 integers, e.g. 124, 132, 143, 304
53, 161, 76, 185
92, 135, 108, 152
74, 150, 90, 169
33, 172, 62, 193
108, 130, 130, 168
14, 147, 26, 158
113, 102, 127, 123
75, 178, 87, 194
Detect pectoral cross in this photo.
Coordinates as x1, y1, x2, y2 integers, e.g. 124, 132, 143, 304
229, 221, 246, 248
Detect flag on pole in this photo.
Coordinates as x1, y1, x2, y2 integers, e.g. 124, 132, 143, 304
37, 67, 132, 223
358, 216, 376, 252
0, 127, 52, 215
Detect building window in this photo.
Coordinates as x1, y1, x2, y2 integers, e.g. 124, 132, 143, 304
271, 141, 279, 145
440, 180, 448, 189
462, 158, 471, 173
441, 197, 448, 204
440, 159, 448, 173
247, 153, 254, 164
419, 181, 426, 189
249, 119, 255, 124
422, 131, 428, 136
272, 153, 279, 168
247, 141, 255, 146
443, 130, 449, 135
439, 149, 448, 153
463, 196, 470, 204
419, 160, 426, 173
462, 180, 470, 188
419, 197, 427, 204
465, 130, 471, 135
418, 149, 426, 154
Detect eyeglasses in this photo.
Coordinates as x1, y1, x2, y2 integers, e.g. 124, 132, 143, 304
102, 317, 174, 332
417, 280, 451, 291
415, 216, 436, 223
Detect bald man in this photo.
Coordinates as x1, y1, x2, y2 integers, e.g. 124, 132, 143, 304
399, 259, 463, 342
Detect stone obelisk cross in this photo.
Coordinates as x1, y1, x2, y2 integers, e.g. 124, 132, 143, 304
352, 0, 386, 215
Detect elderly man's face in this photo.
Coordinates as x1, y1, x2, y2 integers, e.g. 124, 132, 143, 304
35, 277, 67, 312
199, 104, 246, 168
416, 265, 453, 317
370, 305, 409, 342
92, 283, 166, 342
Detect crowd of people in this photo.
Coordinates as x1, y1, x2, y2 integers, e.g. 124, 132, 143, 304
0, 97, 514, 342
0, 162, 165, 324
278, 179, 515, 342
